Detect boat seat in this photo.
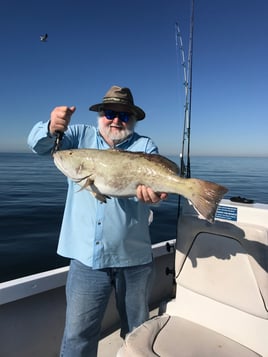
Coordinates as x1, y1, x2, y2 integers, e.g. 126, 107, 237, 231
117, 203, 268, 356
117, 315, 260, 356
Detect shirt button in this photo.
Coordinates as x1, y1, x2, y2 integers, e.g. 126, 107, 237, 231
97, 221, 101, 225
96, 241, 100, 245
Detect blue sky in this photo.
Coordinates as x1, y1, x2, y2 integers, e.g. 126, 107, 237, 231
1, 0, 267, 156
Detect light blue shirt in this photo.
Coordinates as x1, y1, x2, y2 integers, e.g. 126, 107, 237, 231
27, 121, 159, 269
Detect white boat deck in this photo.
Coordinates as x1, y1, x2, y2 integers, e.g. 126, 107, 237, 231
98, 308, 159, 356
98, 329, 122, 357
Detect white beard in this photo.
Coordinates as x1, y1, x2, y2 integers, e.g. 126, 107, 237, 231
98, 118, 136, 145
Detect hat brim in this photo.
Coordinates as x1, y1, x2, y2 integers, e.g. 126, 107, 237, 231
89, 103, 145, 121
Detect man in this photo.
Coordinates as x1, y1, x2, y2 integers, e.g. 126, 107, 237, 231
27, 85, 167, 357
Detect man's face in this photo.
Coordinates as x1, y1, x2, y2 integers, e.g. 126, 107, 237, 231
98, 109, 136, 145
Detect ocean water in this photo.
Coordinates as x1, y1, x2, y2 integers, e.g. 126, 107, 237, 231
0, 153, 268, 282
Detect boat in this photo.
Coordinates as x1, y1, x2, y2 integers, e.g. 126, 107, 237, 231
1, 198, 268, 356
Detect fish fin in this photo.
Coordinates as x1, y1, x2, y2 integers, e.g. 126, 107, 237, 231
91, 192, 111, 203
77, 177, 94, 192
77, 178, 111, 203
187, 178, 228, 223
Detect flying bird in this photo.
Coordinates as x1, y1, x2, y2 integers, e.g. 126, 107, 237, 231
40, 34, 48, 42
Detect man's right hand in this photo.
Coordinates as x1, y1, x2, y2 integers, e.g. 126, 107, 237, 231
49, 106, 76, 135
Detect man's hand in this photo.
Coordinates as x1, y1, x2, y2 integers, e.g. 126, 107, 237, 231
49, 106, 76, 135
136, 185, 167, 204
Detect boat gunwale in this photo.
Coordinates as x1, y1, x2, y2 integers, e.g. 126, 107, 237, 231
0, 239, 176, 305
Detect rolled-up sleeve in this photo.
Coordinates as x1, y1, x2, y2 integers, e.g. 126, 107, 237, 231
27, 121, 56, 155
28, 121, 77, 154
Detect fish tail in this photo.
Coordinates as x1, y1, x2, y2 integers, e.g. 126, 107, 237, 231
185, 178, 228, 223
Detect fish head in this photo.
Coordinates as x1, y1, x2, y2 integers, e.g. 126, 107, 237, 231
53, 149, 94, 182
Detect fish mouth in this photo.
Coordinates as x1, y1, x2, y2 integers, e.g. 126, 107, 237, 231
53, 153, 64, 171
53, 153, 75, 180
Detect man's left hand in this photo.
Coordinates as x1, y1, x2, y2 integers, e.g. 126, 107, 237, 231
136, 185, 167, 204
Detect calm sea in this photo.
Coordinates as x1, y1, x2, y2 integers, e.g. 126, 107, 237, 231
1, 153, 268, 282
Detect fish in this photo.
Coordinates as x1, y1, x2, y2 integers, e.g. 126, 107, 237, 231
53, 148, 228, 223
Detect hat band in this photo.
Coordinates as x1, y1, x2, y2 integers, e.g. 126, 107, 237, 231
103, 97, 133, 106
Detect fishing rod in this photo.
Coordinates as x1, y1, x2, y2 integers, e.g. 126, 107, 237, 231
176, 0, 194, 179
175, 21, 187, 177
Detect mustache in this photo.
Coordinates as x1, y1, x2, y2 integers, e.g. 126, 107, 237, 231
109, 123, 124, 129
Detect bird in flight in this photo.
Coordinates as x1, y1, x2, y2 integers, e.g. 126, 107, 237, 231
40, 34, 48, 42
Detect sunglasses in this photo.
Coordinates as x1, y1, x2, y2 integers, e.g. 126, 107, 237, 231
103, 110, 131, 123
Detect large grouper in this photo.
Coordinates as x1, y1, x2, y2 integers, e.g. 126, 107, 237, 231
53, 148, 228, 223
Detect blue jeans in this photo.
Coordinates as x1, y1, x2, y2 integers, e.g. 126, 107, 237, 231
60, 259, 153, 357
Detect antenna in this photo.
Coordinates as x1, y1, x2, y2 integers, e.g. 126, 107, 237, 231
176, 0, 194, 178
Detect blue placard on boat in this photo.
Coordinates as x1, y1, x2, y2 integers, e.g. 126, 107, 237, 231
215, 205, 238, 221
